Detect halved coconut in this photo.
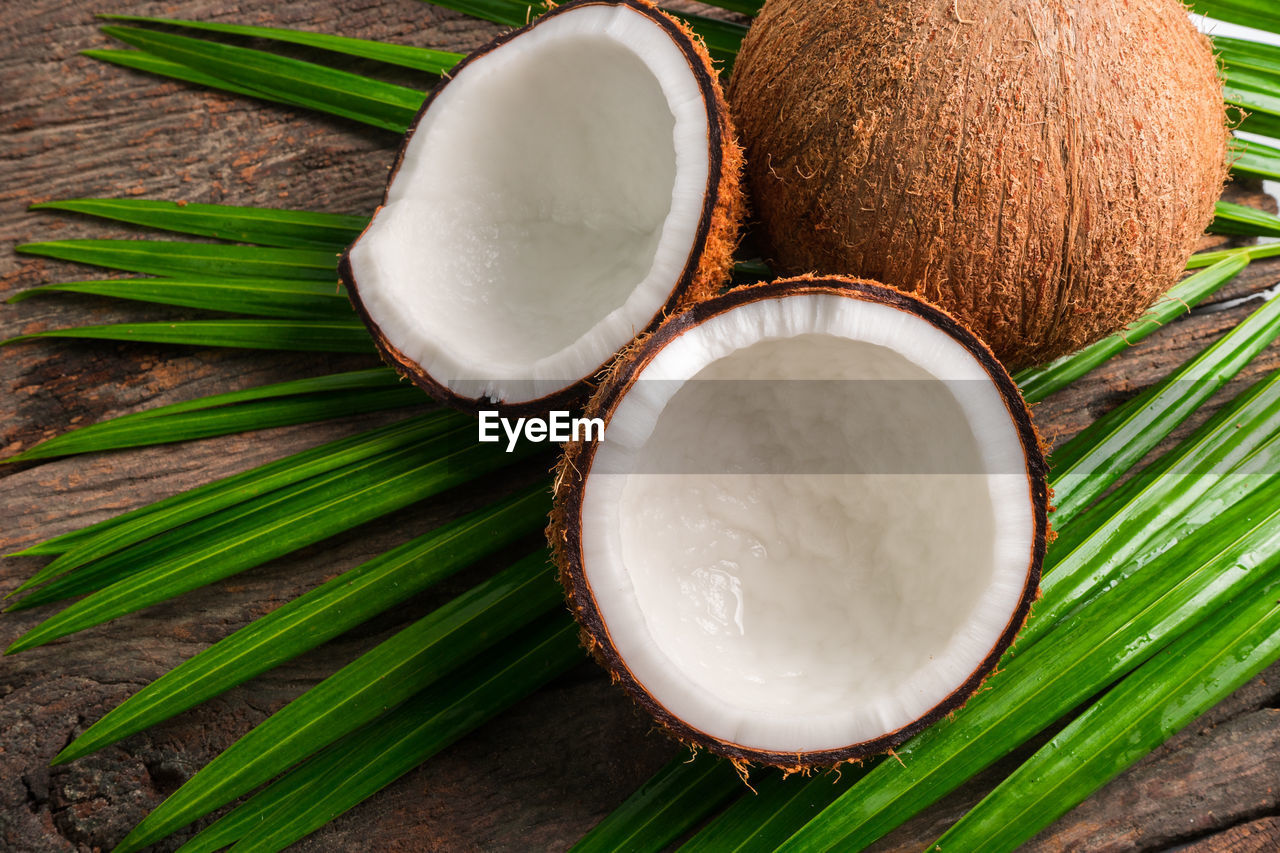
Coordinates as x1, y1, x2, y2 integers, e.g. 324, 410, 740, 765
340, 0, 743, 414
551, 276, 1049, 767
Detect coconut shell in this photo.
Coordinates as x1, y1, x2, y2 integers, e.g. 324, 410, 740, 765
729, 0, 1229, 368
340, 0, 744, 417
549, 275, 1050, 769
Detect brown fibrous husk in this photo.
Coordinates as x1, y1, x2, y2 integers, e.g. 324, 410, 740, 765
729, 0, 1229, 368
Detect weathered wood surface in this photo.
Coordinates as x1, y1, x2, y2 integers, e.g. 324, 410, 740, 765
1, 2, 1279, 851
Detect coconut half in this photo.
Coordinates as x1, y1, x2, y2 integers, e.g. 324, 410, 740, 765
340, 0, 742, 413
551, 276, 1049, 767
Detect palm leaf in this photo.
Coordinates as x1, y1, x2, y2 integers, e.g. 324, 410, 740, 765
418, 0, 746, 63
1211, 199, 1280, 238
98, 15, 463, 73
689, 0, 761, 16
571, 753, 742, 853
2, 319, 373, 353
29, 199, 367, 250
10, 277, 352, 319
1216, 35, 1280, 85
85, 49, 333, 120
1192, 0, 1280, 33
15, 239, 337, 279
1027, 372, 1280, 647
112, 553, 561, 851
1048, 289, 1280, 524
931, 568, 1280, 852
55, 495, 549, 764
5, 426, 529, 650
6, 387, 420, 466
1229, 137, 1280, 181
1187, 240, 1280, 268
11, 413, 457, 581
676, 769, 863, 853
172, 615, 581, 853
102, 26, 423, 132
1225, 76, 1280, 137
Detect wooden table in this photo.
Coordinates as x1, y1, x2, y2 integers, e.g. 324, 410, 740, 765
2, 2, 1278, 850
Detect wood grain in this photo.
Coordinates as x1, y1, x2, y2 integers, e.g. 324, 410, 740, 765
2, 2, 1279, 851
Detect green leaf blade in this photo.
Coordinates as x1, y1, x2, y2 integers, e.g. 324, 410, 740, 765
6, 388, 422, 465
29, 199, 367, 250
572, 753, 742, 853
1192, 1, 1280, 35
1211, 200, 1280, 238
3, 319, 373, 354
6, 428, 529, 652
1049, 289, 1280, 525
15, 239, 337, 279
101, 26, 423, 132
13, 412, 455, 588
933, 573, 1280, 853
55, 511, 551, 764
98, 15, 463, 74
122, 612, 580, 853
1027, 373, 1280, 647
10, 277, 353, 319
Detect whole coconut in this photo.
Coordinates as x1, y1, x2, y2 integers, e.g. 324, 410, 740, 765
729, 0, 1229, 367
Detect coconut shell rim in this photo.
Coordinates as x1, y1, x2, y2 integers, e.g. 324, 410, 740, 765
551, 274, 1051, 769
338, 0, 738, 418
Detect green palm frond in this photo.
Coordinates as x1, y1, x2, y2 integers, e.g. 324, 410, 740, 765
10, 414, 459, 580
16, 239, 337, 279
1193, 0, 1279, 33
10, 277, 353, 319
2, 368, 413, 464
30, 199, 366, 249
175, 615, 581, 853
1049, 289, 1280, 522
54, 494, 550, 764
1211, 199, 1280, 237
416, 0, 746, 63
102, 25, 424, 131
98, 14, 463, 73
114, 551, 561, 851
2, 318, 374, 353
6, 425, 532, 649
571, 753, 744, 853
933, 567, 1280, 851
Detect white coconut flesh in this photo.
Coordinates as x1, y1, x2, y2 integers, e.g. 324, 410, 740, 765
580, 293, 1037, 755
348, 3, 712, 404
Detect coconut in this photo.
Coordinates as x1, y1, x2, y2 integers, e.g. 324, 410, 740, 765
341, 0, 743, 414
729, 0, 1229, 368
550, 275, 1049, 767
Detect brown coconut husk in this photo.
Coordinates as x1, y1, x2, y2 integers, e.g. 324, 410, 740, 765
729, 0, 1229, 369
340, 0, 744, 417
549, 275, 1050, 770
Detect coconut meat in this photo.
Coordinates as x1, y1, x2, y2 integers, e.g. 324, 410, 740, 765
348, 4, 711, 403
580, 293, 1035, 754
